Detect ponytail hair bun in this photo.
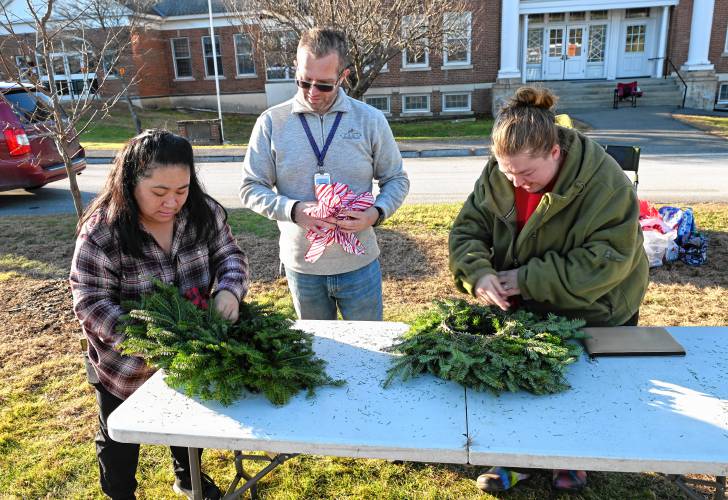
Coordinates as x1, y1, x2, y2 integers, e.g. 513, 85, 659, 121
492, 86, 560, 158
510, 86, 557, 111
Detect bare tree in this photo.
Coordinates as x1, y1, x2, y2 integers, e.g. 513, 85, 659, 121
56, 0, 157, 133
0, 0, 148, 216
225, 0, 480, 99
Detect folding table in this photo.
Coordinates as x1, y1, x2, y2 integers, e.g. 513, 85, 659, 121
108, 322, 728, 499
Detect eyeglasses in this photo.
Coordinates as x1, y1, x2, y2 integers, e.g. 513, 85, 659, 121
295, 79, 338, 93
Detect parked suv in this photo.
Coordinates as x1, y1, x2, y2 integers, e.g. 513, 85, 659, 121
0, 82, 86, 192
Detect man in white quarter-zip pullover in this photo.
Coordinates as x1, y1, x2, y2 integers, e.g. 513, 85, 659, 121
240, 28, 410, 320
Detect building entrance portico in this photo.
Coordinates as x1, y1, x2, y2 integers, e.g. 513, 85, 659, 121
522, 6, 666, 82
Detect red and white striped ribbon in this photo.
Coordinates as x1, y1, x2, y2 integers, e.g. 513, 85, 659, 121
303, 182, 375, 263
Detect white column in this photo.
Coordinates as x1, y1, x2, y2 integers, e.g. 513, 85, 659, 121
654, 6, 670, 77
521, 14, 529, 83
681, 0, 715, 71
498, 0, 521, 79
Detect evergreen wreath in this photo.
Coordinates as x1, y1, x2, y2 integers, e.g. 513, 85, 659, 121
384, 299, 586, 395
117, 280, 344, 406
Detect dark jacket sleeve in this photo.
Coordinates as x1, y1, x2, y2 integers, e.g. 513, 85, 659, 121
448, 167, 498, 296
208, 203, 249, 301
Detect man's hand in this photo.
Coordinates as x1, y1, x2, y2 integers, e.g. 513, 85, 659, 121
214, 289, 239, 322
496, 269, 521, 297
294, 201, 337, 236
474, 274, 510, 311
336, 207, 379, 233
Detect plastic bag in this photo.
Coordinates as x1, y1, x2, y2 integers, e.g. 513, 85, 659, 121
680, 232, 708, 265
643, 229, 677, 268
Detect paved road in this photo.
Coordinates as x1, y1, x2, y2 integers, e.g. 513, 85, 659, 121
2, 154, 727, 217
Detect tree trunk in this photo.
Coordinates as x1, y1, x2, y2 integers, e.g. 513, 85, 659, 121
56, 138, 84, 218
124, 90, 142, 134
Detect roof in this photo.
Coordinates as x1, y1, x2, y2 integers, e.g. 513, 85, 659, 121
150, 0, 230, 17
0, 81, 35, 91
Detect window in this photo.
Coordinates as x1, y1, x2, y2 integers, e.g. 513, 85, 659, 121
171, 38, 192, 78
402, 16, 429, 68
234, 34, 255, 76
588, 25, 607, 62
52, 55, 66, 76
266, 31, 297, 80
402, 94, 430, 113
14, 55, 35, 80
590, 10, 608, 20
548, 12, 565, 22
528, 13, 544, 23
567, 28, 583, 57
568, 11, 586, 22
101, 50, 120, 78
5, 91, 53, 123
625, 25, 646, 53
365, 96, 390, 113
625, 8, 650, 19
527, 28, 543, 64
202, 35, 223, 77
443, 12, 471, 65
442, 93, 471, 112
549, 28, 564, 57
719, 83, 728, 104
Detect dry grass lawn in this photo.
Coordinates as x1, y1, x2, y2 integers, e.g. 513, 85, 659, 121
672, 113, 728, 139
0, 203, 726, 499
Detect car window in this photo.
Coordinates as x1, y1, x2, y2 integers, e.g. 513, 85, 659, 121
3, 91, 53, 123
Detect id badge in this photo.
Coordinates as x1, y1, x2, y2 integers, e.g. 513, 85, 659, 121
314, 172, 331, 185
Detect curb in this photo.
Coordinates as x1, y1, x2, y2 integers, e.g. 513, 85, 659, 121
86, 147, 490, 164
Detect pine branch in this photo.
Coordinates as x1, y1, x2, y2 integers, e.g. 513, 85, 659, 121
386, 299, 585, 395
117, 280, 344, 406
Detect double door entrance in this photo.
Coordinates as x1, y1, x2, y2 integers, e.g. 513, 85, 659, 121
527, 18, 651, 81
543, 25, 588, 80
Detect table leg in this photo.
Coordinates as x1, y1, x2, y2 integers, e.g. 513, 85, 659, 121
223, 452, 298, 500
188, 447, 202, 500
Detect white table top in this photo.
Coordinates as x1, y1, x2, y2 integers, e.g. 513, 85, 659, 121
467, 327, 728, 475
108, 321, 469, 464
108, 322, 728, 475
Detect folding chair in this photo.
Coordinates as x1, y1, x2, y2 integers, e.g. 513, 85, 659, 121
603, 144, 640, 188
613, 81, 643, 109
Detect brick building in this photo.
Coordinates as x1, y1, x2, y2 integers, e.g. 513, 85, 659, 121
2, 0, 727, 116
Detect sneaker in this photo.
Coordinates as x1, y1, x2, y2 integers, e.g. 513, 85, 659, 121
476, 466, 530, 492
552, 469, 587, 492
173, 472, 222, 500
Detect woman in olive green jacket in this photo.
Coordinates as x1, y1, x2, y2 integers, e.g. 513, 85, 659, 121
449, 87, 649, 492
450, 88, 648, 327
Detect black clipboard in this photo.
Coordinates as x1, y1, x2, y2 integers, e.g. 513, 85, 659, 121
582, 326, 686, 357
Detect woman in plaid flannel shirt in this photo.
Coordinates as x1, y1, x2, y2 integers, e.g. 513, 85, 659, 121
70, 129, 248, 500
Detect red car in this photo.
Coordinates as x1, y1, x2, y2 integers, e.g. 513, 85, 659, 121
0, 82, 86, 192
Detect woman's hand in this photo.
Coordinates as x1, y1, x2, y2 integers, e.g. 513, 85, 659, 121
474, 273, 510, 311
496, 269, 521, 297
214, 289, 239, 322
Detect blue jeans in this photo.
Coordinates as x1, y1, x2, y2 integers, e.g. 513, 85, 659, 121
285, 259, 383, 321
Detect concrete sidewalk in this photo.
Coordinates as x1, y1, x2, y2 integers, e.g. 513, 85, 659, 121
84, 138, 491, 163
84, 106, 728, 163
568, 106, 728, 155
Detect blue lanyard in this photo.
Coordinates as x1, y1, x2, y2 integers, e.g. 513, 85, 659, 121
298, 111, 343, 169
